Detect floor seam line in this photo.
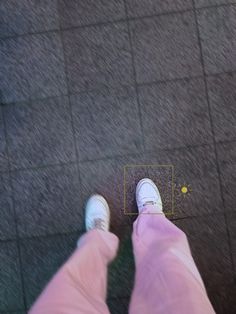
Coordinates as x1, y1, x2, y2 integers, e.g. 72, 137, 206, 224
193, 2, 236, 276
1, 105, 28, 311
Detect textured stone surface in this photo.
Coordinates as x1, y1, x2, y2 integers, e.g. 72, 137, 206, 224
108, 235, 135, 298
20, 233, 79, 308
0, 108, 8, 172
4, 97, 76, 170
27, 33, 67, 99
63, 23, 133, 93
0, 0, 59, 38
0, 33, 67, 103
175, 214, 233, 288
139, 77, 213, 150
207, 72, 236, 142
194, 0, 236, 8
71, 87, 142, 161
59, 0, 125, 28
107, 297, 129, 314
0, 311, 27, 314
197, 5, 236, 74
130, 12, 202, 83
0, 173, 16, 240
0, 37, 30, 103
217, 142, 236, 212
12, 164, 83, 237
126, 0, 192, 17
227, 211, 236, 272
207, 283, 236, 314
0, 242, 24, 311
0, 312, 26, 314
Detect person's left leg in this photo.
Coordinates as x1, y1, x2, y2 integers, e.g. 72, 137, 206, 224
29, 195, 119, 314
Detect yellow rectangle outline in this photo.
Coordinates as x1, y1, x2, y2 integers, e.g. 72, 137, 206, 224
123, 164, 175, 216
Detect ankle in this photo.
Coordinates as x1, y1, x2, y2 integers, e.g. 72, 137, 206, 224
140, 204, 163, 214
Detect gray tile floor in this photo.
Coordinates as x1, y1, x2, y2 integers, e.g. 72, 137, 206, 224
0, 1, 236, 313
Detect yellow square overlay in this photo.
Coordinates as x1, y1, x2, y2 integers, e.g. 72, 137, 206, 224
123, 164, 175, 216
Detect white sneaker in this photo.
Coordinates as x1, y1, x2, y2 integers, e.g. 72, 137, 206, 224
136, 178, 163, 213
85, 194, 110, 231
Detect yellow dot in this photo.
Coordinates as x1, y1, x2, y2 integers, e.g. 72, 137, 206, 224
181, 186, 188, 194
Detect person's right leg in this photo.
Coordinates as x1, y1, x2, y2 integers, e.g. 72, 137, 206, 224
129, 178, 215, 314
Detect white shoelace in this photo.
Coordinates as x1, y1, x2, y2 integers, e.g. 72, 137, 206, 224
88, 218, 106, 231
142, 200, 157, 207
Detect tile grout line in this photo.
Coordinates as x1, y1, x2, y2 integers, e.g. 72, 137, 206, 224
1, 2, 236, 42
5, 229, 84, 244
123, 0, 145, 153
0, 106, 10, 173
56, 0, 84, 211
2, 139, 236, 177
193, 1, 236, 277
2, 69, 236, 108
194, 1, 236, 11
1, 106, 27, 311
137, 74, 203, 87
6, 140, 236, 175
78, 141, 213, 164
8, 160, 78, 174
